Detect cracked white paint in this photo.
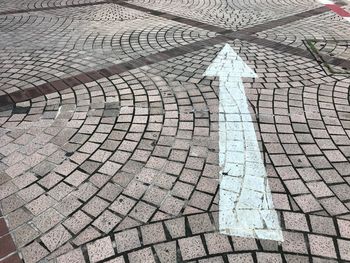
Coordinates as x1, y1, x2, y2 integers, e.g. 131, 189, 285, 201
204, 43, 283, 241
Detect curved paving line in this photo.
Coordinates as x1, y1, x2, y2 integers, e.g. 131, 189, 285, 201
0, 1, 349, 107
0, 2, 107, 16
53, 211, 350, 262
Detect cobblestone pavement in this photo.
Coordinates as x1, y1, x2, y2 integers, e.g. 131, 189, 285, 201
1, 0, 350, 262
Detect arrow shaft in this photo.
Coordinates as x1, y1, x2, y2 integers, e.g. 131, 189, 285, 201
218, 77, 283, 241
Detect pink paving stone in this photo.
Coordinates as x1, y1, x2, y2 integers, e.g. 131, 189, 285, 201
312, 257, 338, 263
110, 195, 136, 215
188, 190, 213, 210
256, 253, 283, 263
337, 219, 350, 238
276, 166, 299, 180
282, 231, 308, 254
297, 168, 321, 182
271, 193, 291, 210
115, 228, 141, 253
338, 239, 350, 261
308, 234, 337, 258
284, 179, 309, 195
154, 242, 177, 263
128, 247, 156, 263
294, 194, 322, 213
310, 215, 337, 236
105, 257, 125, 263
178, 236, 207, 260
63, 210, 92, 234
87, 236, 115, 263
115, 217, 141, 232
129, 201, 157, 222
283, 212, 309, 231
188, 213, 214, 234
159, 195, 184, 216
198, 256, 224, 263
231, 237, 258, 251
320, 197, 349, 215
40, 224, 72, 252
227, 253, 254, 263
92, 210, 122, 233
205, 233, 232, 254
57, 248, 85, 263
284, 254, 310, 262
318, 169, 344, 184
21, 241, 49, 263
164, 217, 186, 238
72, 226, 101, 246
98, 161, 122, 176
306, 181, 334, 198
141, 222, 166, 245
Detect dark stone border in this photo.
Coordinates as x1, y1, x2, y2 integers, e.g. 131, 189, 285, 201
113, 1, 330, 35
112, 0, 350, 69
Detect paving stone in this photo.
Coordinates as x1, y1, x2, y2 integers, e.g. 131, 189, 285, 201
0, 194, 25, 215
256, 253, 283, 263
128, 247, 156, 263
337, 219, 350, 239
82, 196, 109, 217
87, 236, 115, 263
115, 228, 141, 253
188, 213, 214, 234
93, 210, 121, 233
32, 208, 64, 233
164, 217, 186, 238
188, 190, 213, 210
57, 248, 85, 263
282, 231, 308, 254
283, 212, 309, 232
308, 234, 337, 258
40, 224, 72, 252
141, 222, 166, 245
178, 236, 207, 260
72, 226, 101, 246
310, 215, 337, 236
284, 254, 310, 263
7, 208, 33, 230
231, 237, 258, 251
159, 195, 184, 216
205, 233, 232, 254
294, 194, 322, 213
129, 201, 156, 222
154, 241, 177, 263
338, 239, 350, 261
227, 253, 254, 263
21, 241, 49, 263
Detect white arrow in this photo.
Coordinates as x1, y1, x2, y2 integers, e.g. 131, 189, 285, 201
204, 43, 283, 241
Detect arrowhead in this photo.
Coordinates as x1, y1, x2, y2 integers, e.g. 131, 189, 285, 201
204, 43, 258, 78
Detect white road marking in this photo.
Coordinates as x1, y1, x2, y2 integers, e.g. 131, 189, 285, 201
317, 0, 334, 4
204, 44, 283, 241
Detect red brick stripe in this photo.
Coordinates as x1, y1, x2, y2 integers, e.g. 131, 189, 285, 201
0, 215, 21, 263
325, 4, 350, 17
